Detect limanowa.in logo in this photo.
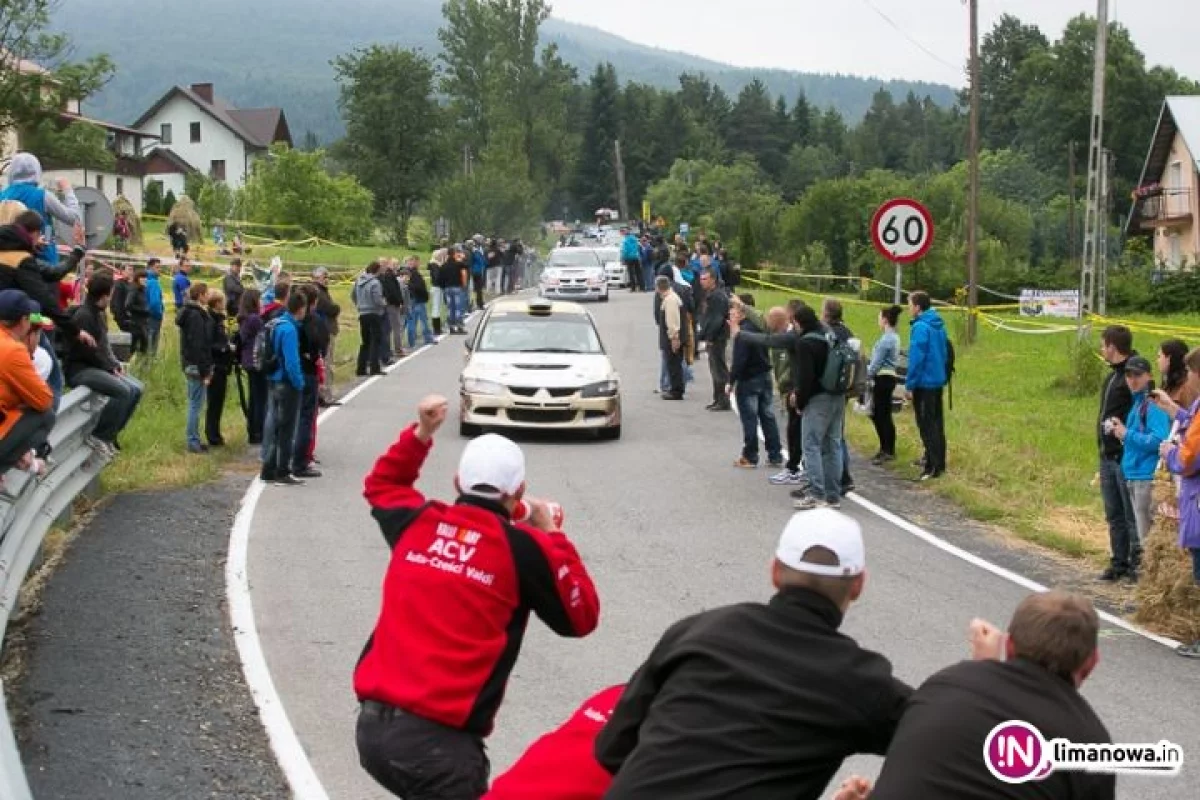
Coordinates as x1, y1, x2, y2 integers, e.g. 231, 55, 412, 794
984, 721, 1184, 783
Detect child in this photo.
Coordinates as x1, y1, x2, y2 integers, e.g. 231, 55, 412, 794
127, 269, 151, 356
177, 282, 213, 453
1110, 355, 1170, 574
206, 290, 232, 448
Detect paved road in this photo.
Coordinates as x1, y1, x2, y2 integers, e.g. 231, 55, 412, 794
249, 292, 1200, 799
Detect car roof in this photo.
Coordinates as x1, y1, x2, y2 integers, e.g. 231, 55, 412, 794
489, 297, 589, 316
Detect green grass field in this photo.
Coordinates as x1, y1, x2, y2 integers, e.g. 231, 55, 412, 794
749, 285, 1200, 562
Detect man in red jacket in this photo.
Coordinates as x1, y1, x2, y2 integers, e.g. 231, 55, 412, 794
484, 684, 623, 800
355, 394, 601, 800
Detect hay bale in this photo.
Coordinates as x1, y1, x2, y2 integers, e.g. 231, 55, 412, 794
113, 195, 143, 244
167, 196, 203, 244
1134, 491, 1200, 640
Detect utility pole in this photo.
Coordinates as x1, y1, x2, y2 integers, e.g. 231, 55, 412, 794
463, 145, 474, 177
1098, 149, 1114, 315
1078, 0, 1109, 334
966, 0, 981, 343
1068, 141, 1078, 268
614, 139, 630, 222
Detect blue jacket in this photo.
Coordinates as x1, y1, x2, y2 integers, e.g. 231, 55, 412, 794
621, 234, 640, 262
146, 269, 165, 319
268, 312, 305, 391
471, 249, 487, 277
172, 271, 191, 309
1122, 390, 1170, 481
905, 309, 949, 391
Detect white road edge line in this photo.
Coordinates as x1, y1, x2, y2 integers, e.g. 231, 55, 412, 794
226, 312, 476, 799
727, 394, 1183, 650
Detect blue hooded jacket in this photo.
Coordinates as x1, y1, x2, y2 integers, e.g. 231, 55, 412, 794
145, 267, 165, 319
621, 234, 640, 262
905, 308, 949, 391
268, 312, 306, 391
1122, 389, 1171, 481
471, 248, 487, 277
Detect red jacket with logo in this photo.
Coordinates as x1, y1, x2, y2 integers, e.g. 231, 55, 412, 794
353, 424, 601, 736
484, 685, 624, 800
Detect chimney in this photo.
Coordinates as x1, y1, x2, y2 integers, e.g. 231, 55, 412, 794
191, 83, 214, 104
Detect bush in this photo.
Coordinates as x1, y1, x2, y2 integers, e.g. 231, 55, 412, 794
1052, 334, 1106, 397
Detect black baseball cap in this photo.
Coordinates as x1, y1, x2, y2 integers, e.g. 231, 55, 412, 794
0, 290, 40, 322
1125, 356, 1153, 375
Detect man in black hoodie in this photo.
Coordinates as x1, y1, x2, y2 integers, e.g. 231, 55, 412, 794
1097, 325, 1139, 582
698, 269, 731, 412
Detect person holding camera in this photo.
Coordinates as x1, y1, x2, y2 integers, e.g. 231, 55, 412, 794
1106, 356, 1170, 578
354, 395, 600, 799
1096, 326, 1139, 583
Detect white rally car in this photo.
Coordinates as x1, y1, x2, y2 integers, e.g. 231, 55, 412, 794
538, 248, 610, 302
459, 298, 622, 440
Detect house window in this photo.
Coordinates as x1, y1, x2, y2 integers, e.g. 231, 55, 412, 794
190, 122, 201, 143
96, 174, 105, 192
210, 160, 226, 182
116, 178, 124, 196
161, 123, 172, 144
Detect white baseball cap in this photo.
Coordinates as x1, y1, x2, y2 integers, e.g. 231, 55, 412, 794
457, 434, 526, 499
775, 509, 866, 577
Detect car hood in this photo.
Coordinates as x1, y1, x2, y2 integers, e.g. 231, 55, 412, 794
464, 351, 616, 387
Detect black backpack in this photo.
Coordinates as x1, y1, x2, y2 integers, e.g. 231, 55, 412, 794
253, 318, 282, 374
945, 337, 957, 410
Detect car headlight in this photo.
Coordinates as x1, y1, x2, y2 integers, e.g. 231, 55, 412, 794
462, 378, 505, 396
581, 379, 620, 398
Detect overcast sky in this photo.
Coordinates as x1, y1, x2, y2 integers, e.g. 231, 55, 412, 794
551, 0, 1198, 87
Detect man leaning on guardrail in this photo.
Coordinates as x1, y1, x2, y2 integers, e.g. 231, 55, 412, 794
0, 290, 54, 483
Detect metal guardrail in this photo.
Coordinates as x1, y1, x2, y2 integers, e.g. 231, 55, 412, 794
0, 388, 110, 800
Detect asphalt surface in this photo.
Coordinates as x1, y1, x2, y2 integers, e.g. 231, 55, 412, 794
16, 473, 289, 799
249, 291, 1200, 799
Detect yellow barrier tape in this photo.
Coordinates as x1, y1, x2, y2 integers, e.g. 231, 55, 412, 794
741, 274, 970, 312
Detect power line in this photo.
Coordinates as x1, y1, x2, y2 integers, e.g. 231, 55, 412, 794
858, 0, 964, 77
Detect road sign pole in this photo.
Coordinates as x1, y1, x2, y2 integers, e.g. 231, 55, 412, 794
894, 261, 902, 305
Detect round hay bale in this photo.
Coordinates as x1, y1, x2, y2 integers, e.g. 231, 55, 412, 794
167, 196, 203, 244
113, 195, 143, 244
1134, 499, 1200, 641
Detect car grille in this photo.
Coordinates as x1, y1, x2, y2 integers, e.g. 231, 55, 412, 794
508, 409, 576, 424
510, 386, 577, 398
512, 364, 570, 370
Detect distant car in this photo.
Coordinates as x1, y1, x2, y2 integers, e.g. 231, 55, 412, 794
459, 297, 622, 440
597, 247, 627, 288
539, 248, 610, 302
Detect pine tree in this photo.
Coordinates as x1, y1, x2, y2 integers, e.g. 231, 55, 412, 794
572, 63, 622, 216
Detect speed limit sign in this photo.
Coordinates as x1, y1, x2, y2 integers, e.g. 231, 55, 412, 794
871, 198, 934, 264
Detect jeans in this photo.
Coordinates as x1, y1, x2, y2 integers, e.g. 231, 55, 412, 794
247, 369, 268, 444
148, 315, 163, 354
186, 376, 206, 447
357, 313, 384, 375
0, 409, 56, 471
445, 287, 467, 327
387, 306, 408, 355
41, 331, 63, 411
486, 267, 502, 296
912, 387, 947, 474
291, 375, 318, 473
379, 313, 394, 363
1100, 457, 1139, 572
642, 262, 656, 292
735, 373, 783, 464
871, 375, 897, 455
261, 382, 301, 479
801, 392, 845, 503
407, 303, 433, 346
71, 368, 143, 443
1127, 480, 1155, 547
206, 365, 228, 445
707, 337, 730, 406
430, 287, 443, 326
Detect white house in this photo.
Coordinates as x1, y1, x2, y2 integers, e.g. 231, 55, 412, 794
133, 83, 293, 195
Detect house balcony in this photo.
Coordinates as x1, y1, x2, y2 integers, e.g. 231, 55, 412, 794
1137, 188, 1193, 230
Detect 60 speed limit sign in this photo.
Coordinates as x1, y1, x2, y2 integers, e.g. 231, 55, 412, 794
871, 198, 934, 264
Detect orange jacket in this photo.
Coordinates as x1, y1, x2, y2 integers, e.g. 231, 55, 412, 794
0, 330, 52, 438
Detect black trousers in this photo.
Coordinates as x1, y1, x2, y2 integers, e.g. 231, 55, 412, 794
129, 319, 149, 356
247, 369, 268, 444
205, 364, 229, 445
624, 259, 643, 291
708, 337, 730, 406
357, 703, 489, 800
357, 313, 384, 375
0, 409, 55, 471
913, 387, 947, 474
871, 376, 897, 456
665, 346, 685, 394
472, 273, 485, 309
785, 403, 803, 472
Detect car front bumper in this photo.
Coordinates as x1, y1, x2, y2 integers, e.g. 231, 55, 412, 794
461, 389, 621, 430
539, 283, 608, 300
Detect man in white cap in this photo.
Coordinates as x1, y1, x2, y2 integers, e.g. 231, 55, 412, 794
355, 394, 601, 799
597, 509, 914, 800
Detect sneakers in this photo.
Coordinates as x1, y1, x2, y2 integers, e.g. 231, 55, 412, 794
187, 442, 209, 455
871, 452, 895, 466
294, 467, 323, 479
661, 392, 684, 401
86, 436, 117, 458
793, 494, 841, 511
841, 483, 856, 495
1177, 640, 1200, 659
734, 457, 757, 469
770, 470, 804, 486
1097, 567, 1128, 583
918, 471, 943, 482
275, 475, 306, 487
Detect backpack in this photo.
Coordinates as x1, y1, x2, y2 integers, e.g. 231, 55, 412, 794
253, 318, 282, 374
804, 331, 858, 395
945, 337, 957, 410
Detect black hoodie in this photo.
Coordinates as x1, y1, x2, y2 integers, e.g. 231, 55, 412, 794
176, 302, 214, 376
1098, 353, 1136, 460
0, 224, 80, 339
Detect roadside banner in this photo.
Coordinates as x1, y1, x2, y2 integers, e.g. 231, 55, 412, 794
1019, 289, 1080, 318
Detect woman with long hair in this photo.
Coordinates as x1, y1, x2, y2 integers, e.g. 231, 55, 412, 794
237, 288, 268, 445
1159, 339, 1197, 408
867, 305, 903, 465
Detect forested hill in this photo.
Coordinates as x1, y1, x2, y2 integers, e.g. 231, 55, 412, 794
52, 0, 957, 143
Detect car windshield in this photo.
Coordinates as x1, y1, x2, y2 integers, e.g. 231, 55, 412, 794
596, 248, 620, 263
476, 313, 604, 354
549, 250, 603, 269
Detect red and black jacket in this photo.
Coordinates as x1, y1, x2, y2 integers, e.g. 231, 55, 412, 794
354, 424, 601, 736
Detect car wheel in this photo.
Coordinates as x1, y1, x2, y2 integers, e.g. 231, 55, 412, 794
599, 293, 610, 303
460, 422, 483, 438
598, 425, 621, 441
